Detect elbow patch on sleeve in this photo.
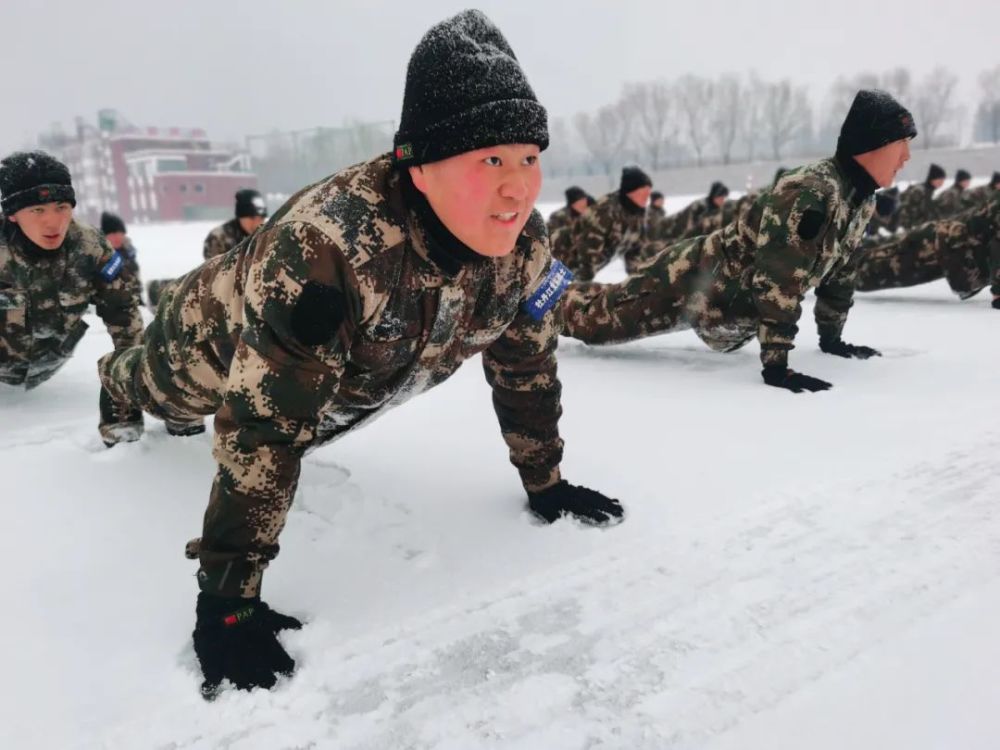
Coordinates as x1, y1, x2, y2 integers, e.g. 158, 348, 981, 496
797, 209, 827, 241
291, 281, 346, 346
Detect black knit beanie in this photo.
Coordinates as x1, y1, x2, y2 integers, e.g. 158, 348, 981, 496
955, 169, 971, 184
836, 89, 917, 157
620, 165, 652, 194
392, 10, 548, 167
0, 151, 76, 216
234, 189, 266, 218
565, 186, 587, 205
100, 211, 126, 235
707, 181, 729, 201
926, 164, 946, 183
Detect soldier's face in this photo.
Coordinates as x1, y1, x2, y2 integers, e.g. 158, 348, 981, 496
958, 179, 971, 190
105, 231, 125, 250
930, 178, 945, 189
238, 216, 266, 235
855, 138, 911, 188
626, 186, 652, 208
410, 144, 542, 257
570, 197, 589, 214
9, 202, 73, 250
712, 195, 727, 208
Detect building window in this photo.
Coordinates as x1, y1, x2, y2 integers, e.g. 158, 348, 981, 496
179, 184, 187, 193
194, 184, 204, 193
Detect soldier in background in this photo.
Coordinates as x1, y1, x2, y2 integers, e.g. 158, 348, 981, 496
897, 163, 945, 228
856, 194, 1000, 308
546, 185, 589, 237
662, 181, 731, 242
203, 188, 267, 260
0, 152, 144, 444
934, 169, 974, 218
98, 9, 623, 698
561, 90, 916, 393
146, 189, 269, 307
646, 190, 666, 234
552, 165, 652, 280
865, 187, 900, 236
967, 171, 1000, 206
101, 211, 142, 302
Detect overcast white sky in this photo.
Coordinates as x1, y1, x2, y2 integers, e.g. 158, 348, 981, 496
2, 0, 997, 152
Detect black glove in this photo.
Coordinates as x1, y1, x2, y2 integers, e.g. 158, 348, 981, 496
527, 480, 624, 526
761, 365, 832, 393
819, 337, 881, 359
193, 593, 302, 699
992, 297, 1000, 310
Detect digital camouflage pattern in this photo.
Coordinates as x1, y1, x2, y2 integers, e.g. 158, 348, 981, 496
203, 217, 250, 260
855, 194, 1000, 298
561, 157, 876, 368
551, 191, 648, 281
897, 182, 939, 229
144, 220, 255, 308
100, 154, 566, 598
934, 184, 975, 219
0, 218, 143, 389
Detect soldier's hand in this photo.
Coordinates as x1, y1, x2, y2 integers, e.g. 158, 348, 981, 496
761, 365, 832, 394
527, 480, 624, 526
193, 592, 301, 700
819, 337, 882, 359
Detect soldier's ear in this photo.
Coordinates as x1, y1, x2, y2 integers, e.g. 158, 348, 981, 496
409, 165, 429, 195
7, 214, 17, 224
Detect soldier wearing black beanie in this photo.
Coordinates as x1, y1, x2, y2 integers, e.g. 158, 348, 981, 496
392, 10, 548, 167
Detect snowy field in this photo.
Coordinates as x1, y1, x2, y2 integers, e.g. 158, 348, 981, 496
2, 207, 998, 749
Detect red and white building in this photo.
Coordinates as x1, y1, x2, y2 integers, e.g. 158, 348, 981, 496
39, 109, 258, 225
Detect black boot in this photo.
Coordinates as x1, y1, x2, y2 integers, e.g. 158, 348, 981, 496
99, 386, 144, 447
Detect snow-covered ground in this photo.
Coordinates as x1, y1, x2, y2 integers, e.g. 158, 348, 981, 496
2, 214, 998, 749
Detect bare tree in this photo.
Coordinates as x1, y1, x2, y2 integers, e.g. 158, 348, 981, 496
912, 66, 958, 149
711, 74, 742, 165
574, 103, 631, 177
619, 80, 676, 170
738, 73, 765, 161
879, 67, 913, 103
762, 80, 812, 160
676, 74, 714, 166
976, 64, 1000, 144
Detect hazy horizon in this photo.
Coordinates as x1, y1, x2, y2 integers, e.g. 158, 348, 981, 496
3, 0, 998, 152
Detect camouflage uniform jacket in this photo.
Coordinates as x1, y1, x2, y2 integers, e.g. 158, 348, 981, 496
646, 204, 667, 236
966, 184, 998, 208
554, 191, 647, 281
934, 184, 975, 218
546, 205, 574, 238
693, 157, 873, 367
0, 220, 143, 388
132, 154, 566, 598
677, 200, 726, 241
202, 218, 250, 260
897, 182, 939, 228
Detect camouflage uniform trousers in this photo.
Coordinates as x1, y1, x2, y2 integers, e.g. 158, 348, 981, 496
855, 198, 1000, 299
561, 236, 758, 353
